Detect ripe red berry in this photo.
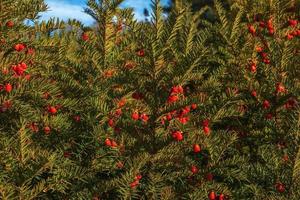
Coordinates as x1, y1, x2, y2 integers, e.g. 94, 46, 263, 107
248, 25, 256, 35
193, 144, 201, 153
202, 119, 210, 126
131, 112, 139, 121
81, 32, 89, 41
275, 182, 285, 193
190, 165, 198, 174
251, 90, 257, 97
73, 115, 81, 122
249, 63, 257, 73
218, 194, 225, 200
167, 95, 179, 103
203, 126, 210, 135
48, 106, 57, 114
136, 49, 145, 57
288, 19, 298, 27
287, 33, 294, 40
208, 191, 216, 200
44, 126, 51, 135
4, 83, 12, 93
276, 83, 285, 93
263, 100, 270, 109
140, 113, 149, 122
191, 103, 197, 110
135, 174, 142, 180
256, 46, 263, 52
6, 20, 14, 27
14, 43, 25, 52
130, 180, 139, 188
206, 173, 213, 181
105, 138, 112, 147
172, 131, 183, 141
111, 140, 118, 147
108, 119, 114, 127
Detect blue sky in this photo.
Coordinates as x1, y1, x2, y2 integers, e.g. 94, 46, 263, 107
39, 0, 170, 25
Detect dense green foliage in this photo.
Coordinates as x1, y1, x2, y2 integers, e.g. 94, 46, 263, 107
0, 0, 299, 199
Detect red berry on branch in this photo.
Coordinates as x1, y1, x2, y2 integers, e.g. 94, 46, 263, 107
73, 115, 81, 122
287, 33, 294, 40
276, 83, 285, 93
193, 144, 201, 153
288, 19, 298, 27
208, 191, 216, 200
206, 173, 213, 181
44, 126, 51, 135
81, 32, 89, 41
202, 119, 210, 127
248, 25, 256, 35
6, 20, 14, 27
203, 126, 210, 135
14, 43, 25, 52
263, 100, 270, 109
218, 193, 225, 200
167, 95, 179, 103
48, 106, 57, 114
275, 182, 285, 193
108, 119, 114, 127
4, 83, 12, 93
105, 138, 112, 147
136, 49, 145, 57
140, 113, 149, 122
131, 112, 139, 121
190, 165, 198, 174
256, 46, 263, 52
251, 90, 257, 97
191, 103, 197, 110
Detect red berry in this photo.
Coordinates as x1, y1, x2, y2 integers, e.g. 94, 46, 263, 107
48, 106, 57, 114
275, 182, 285, 193
4, 83, 12, 93
135, 174, 142, 180
108, 119, 114, 127
14, 43, 25, 52
208, 191, 216, 200
287, 33, 294, 40
190, 165, 198, 174
44, 126, 51, 135
203, 126, 210, 135
105, 138, 112, 147
249, 63, 257, 73
218, 194, 225, 200
136, 49, 145, 57
167, 95, 179, 103
256, 46, 263, 52
131, 112, 139, 121
172, 131, 183, 141
111, 140, 118, 147
206, 173, 213, 181
202, 119, 210, 126
81, 32, 89, 41
73, 115, 81, 122
140, 113, 149, 122
265, 113, 273, 119
251, 90, 257, 97
191, 103, 197, 110
276, 83, 285, 93
6, 20, 14, 27
193, 144, 201, 153
248, 25, 256, 35
288, 19, 298, 27
263, 100, 270, 109
130, 180, 139, 188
